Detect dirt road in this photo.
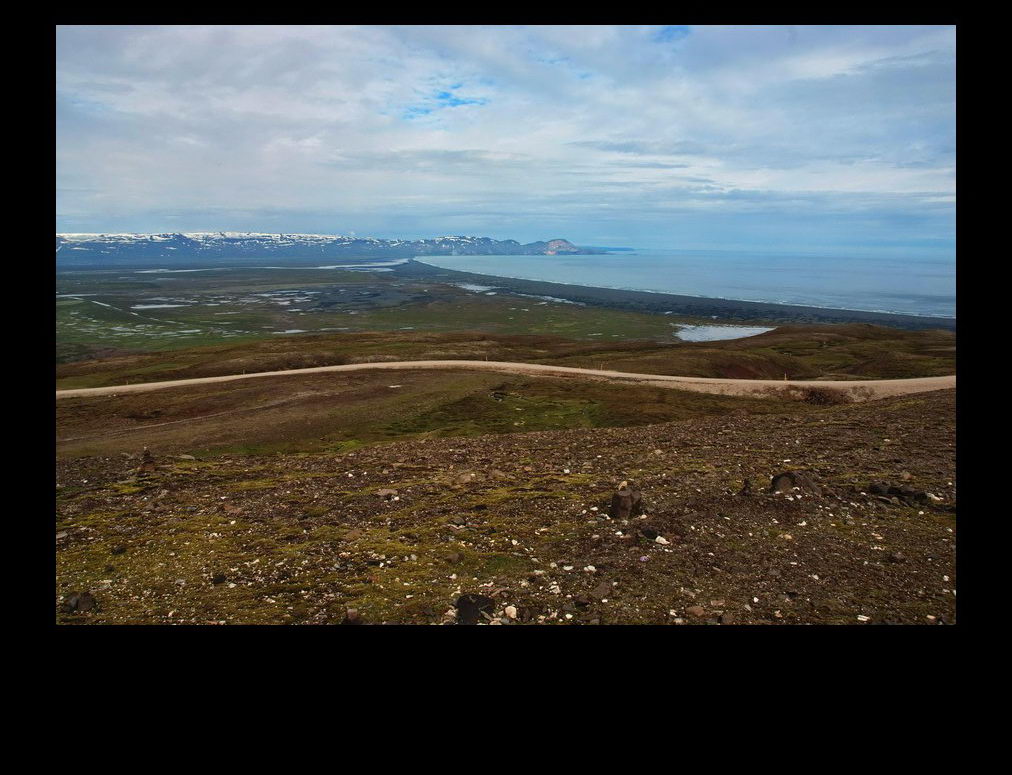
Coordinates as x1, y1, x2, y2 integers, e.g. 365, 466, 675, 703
55, 360, 955, 401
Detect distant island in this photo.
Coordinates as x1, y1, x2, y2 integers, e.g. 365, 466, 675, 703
55, 233, 605, 264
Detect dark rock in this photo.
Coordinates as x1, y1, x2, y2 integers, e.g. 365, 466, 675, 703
869, 482, 930, 503
590, 581, 611, 600
62, 591, 96, 614
573, 594, 592, 608
770, 470, 821, 496
111, 545, 126, 555
609, 481, 643, 519
739, 478, 753, 496
718, 613, 734, 625
211, 574, 227, 585
640, 526, 659, 540
455, 594, 495, 625
888, 552, 907, 563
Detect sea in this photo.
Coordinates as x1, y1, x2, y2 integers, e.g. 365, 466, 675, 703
417, 249, 956, 319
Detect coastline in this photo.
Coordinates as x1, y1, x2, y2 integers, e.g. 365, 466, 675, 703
395, 259, 956, 332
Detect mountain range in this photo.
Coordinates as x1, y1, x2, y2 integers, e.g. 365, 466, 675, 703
55, 233, 601, 264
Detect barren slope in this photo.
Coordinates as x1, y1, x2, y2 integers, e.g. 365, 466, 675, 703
56, 389, 957, 625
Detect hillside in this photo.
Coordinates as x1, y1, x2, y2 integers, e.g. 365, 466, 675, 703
55, 389, 957, 625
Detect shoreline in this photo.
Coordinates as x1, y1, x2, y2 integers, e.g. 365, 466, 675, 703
395, 259, 956, 332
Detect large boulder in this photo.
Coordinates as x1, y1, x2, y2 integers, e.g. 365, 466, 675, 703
770, 471, 821, 496
455, 594, 496, 625
62, 591, 97, 614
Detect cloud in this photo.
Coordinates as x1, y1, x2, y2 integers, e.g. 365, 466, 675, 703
56, 24, 955, 252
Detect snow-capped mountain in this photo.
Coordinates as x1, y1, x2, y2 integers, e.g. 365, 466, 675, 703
55, 232, 600, 263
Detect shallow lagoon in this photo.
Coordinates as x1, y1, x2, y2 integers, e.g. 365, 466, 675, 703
673, 324, 774, 342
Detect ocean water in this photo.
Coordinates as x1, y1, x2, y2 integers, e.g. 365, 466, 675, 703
418, 249, 956, 319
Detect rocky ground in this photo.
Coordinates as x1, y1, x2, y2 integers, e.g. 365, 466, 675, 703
55, 389, 956, 625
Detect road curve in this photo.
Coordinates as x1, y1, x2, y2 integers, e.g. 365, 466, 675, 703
56, 360, 956, 401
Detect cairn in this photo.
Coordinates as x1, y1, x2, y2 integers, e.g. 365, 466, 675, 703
137, 447, 157, 475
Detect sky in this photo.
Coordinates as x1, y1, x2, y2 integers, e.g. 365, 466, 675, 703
56, 25, 956, 255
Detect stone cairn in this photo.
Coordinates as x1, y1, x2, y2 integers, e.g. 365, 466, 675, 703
137, 447, 157, 475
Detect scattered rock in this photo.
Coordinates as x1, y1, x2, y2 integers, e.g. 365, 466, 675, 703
888, 552, 907, 563
868, 482, 931, 503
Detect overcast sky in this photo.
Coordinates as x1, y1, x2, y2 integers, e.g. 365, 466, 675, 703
56, 24, 955, 254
